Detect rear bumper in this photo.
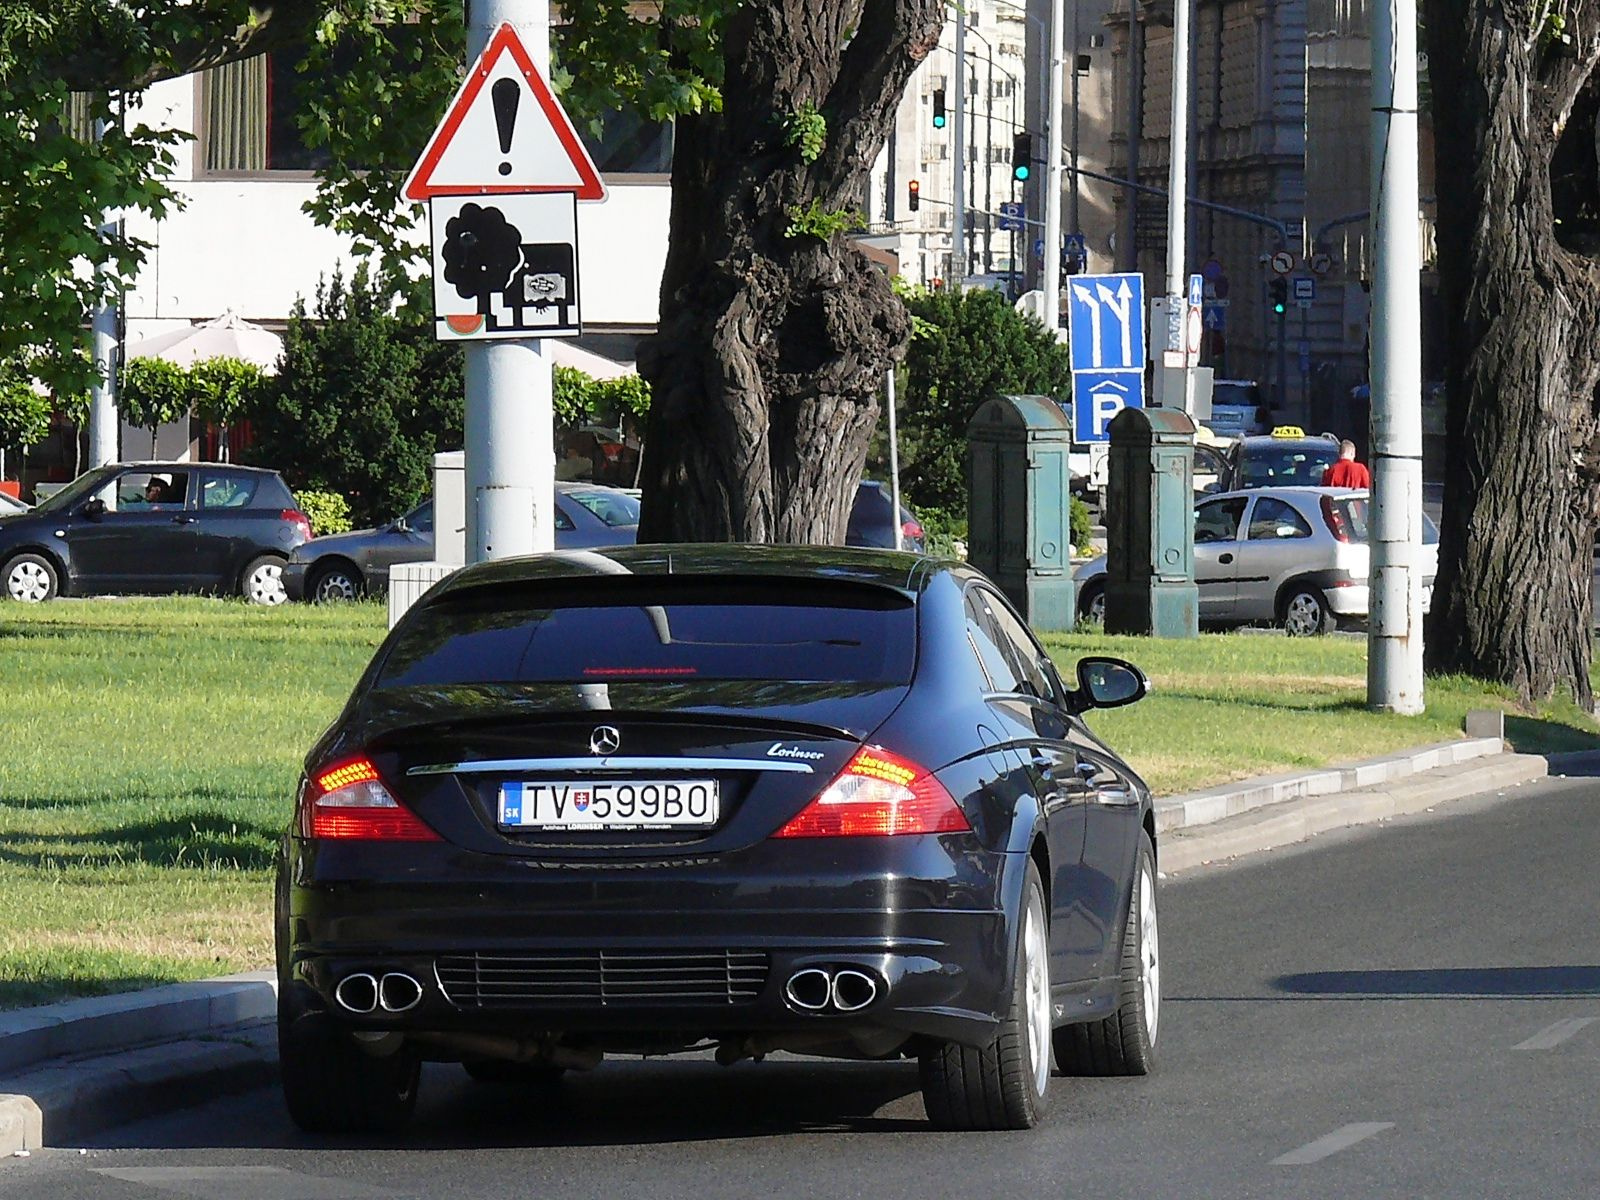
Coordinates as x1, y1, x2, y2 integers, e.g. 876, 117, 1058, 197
277, 835, 1021, 1050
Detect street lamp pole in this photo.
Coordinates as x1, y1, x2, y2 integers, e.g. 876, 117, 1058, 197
1157, 0, 1194, 410
1367, 0, 1424, 713
1042, 0, 1066, 332
953, 9, 967, 283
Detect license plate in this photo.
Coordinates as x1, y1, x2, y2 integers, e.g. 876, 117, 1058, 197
498, 779, 720, 830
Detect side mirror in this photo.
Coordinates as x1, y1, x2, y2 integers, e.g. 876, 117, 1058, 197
80, 498, 107, 520
1069, 656, 1149, 712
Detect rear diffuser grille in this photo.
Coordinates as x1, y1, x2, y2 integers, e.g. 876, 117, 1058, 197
435, 950, 770, 1009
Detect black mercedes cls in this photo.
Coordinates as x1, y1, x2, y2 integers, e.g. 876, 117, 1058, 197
275, 545, 1159, 1133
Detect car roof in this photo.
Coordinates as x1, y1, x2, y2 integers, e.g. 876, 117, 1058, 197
114, 461, 280, 475
1204, 485, 1367, 502
424, 543, 942, 603
1237, 433, 1338, 448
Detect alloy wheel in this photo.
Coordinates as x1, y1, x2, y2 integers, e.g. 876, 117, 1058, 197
1283, 592, 1323, 636
1140, 863, 1160, 1044
1024, 900, 1051, 1094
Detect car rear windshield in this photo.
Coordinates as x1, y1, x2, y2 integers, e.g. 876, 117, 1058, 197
375, 577, 917, 688
1240, 442, 1340, 487
1334, 498, 1441, 545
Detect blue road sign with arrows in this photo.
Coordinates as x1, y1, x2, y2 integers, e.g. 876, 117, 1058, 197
1067, 273, 1145, 372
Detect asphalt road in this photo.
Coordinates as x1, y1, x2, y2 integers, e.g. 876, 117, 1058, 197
7, 774, 1599, 1199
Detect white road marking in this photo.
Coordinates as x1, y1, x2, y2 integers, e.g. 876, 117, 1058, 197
1272, 1122, 1394, 1165
1513, 1017, 1598, 1051
92, 1166, 395, 1199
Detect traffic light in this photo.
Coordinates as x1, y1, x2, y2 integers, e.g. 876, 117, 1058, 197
1268, 277, 1288, 314
1012, 132, 1032, 181
932, 89, 947, 129
907, 179, 920, 213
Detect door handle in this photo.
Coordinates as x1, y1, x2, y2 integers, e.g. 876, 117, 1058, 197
1219, 552, 1234, 564
170, 515, 197, 525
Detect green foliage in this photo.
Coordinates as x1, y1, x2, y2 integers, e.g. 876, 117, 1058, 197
0, 360, 52, 449
119, 357, 190, 455
784, 198, 863, 241
295, 489, 353, 536
1071, 496, 1093, 556
898, 285, 1074, 514
917, 505, 969, 559
241, 265, 464, 527
554, 365, 651, 429
187, 356, 266, 429
782, 101, 827, 163
0, 4, 189, 396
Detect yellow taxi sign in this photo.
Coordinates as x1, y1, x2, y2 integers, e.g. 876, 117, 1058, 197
1270, 424, 1306, 438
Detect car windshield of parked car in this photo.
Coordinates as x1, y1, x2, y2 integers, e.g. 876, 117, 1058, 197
376, 578, 915, 688
565, 489, 640, 528
1335, 497, 1441, 546
31, 469, 115, 515
1240, 443, 1339, 487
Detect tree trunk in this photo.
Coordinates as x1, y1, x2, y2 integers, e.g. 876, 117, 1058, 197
636, 0, 943, 543
1422, 0, 1600, 706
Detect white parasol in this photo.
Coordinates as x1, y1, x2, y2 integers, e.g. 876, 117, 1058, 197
127, 311, 284, 374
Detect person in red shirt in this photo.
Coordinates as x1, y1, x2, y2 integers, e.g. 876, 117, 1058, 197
1322, 440, 1372, 488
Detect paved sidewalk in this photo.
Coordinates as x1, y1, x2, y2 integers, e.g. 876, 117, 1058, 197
0, 734, 1559, 1155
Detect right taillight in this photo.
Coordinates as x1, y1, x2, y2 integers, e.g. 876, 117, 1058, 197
772, 747, 970, 838
300, 756, 440, 841
1321, 495, 1352, 542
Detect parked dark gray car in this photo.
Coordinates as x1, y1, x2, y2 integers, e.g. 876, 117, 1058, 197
283, 483, 641, 602
0, 463, 310, 604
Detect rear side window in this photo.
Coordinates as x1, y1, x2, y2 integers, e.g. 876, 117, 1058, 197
377, 578, 916, 688
1247, 497, 1313, 540
1335, 498, 1440, 546
202, 473, 259, 509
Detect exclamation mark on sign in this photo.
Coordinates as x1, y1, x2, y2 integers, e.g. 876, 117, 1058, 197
492, 78, 519, 177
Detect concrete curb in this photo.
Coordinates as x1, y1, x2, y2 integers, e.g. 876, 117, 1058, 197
0, 740, 1561, 1155
0, 973, 276, 1156
1157, 752, 1548, 874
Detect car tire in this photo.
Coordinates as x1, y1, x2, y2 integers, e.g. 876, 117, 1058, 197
1053, 832, 1159, 1076
278, 1013, 421, 1134
919, 861, 1051, 1130
242, 555, 287, 606
1281, 585, 1336, 636
1078, 581, 1106, 627
310, 562, 363, 603
462, 1059, 566, 1087
2, 552, 58, 603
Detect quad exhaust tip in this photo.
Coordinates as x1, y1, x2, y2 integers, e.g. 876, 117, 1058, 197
334, 972, 378, 1014
783, 967, 882, 1014
334, 971, 424, 1014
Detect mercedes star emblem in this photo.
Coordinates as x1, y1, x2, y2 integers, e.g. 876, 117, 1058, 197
588, 725, 621, 755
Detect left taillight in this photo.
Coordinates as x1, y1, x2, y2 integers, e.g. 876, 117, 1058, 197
300, 756, 440, 841
283, 509, 312, 540
772, 746, 970, 838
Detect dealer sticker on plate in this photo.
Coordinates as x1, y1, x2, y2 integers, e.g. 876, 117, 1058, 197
498, 780, 720, 830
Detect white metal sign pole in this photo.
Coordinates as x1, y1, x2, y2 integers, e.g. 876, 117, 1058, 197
88, 114, 121, 468
1367, 0, 1424, 713
464, 0, 553, 561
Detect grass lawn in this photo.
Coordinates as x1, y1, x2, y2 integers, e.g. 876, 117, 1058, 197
1, 598, 1595, 1010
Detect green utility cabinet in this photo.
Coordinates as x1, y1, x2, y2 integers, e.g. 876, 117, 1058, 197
966, 394, 1075, 630
1105, 407, 1199, 637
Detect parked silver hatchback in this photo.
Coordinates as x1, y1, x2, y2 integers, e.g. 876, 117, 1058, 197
1074, 486, 1438, 635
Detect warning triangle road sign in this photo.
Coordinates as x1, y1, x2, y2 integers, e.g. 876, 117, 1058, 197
404, 23, 607, 202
